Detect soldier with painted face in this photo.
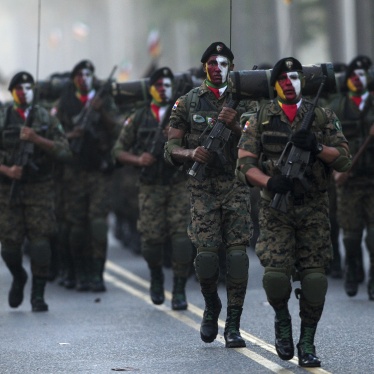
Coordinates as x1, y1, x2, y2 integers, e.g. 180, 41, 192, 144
237, 57, 351, 367
56, 60, 120, 293
328, 55, 374, 300
0, 71, 71, 312
165, 42, 255, 348
112, 67, 193, 311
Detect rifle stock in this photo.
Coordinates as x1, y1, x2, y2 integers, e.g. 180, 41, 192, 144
270, 76, 327, 213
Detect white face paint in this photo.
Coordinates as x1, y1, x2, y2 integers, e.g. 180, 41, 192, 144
216, 56, 230, 83
287, 72, 301, 97
23, 83, 34, 105
354, 69, 367, 89
162, 77, 172, 101
75, 68, 93, 92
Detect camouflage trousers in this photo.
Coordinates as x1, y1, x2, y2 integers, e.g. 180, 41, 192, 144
256, 191, 331, 324
0, 180, 56, 277
256, 191, 332, 270
138, 180, 192, 276
186, 176, 251, 249
336, 177, 374, 232
187, 176, 251, 307
63, 167, 113, 260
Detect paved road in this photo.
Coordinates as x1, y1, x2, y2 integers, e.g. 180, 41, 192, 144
0, 223, 373, 374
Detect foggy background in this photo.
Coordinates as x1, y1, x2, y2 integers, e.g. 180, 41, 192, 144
1, 0, 373, 101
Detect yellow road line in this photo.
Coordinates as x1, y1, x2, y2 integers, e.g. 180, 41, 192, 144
105, 260, 332, 374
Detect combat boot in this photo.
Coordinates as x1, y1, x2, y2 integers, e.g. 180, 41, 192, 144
297, 323, 321, 367
344, 261, 358, 297
150, 267, 164, 305
74, 258, 90, 292
8, 266, 28, 308
90, 259, 106, 292
31, 277, 48, 312
274, 307, 294, 360
200, 292, 222, 343
224, 306, 246, 348
171, 277, 188, 310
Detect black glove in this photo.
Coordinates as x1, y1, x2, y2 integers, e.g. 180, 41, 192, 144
291, 129, 318, 154
267, 175, 293, 194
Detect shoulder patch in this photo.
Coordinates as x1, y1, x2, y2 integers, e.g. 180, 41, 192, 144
124, 117, 132, 126
172, 100, 179, 111
334, 118, 342, 131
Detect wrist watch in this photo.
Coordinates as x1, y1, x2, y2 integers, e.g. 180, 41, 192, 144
316, 143, 323, 154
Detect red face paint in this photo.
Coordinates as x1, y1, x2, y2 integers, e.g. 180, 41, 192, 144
275, 72, 301, 102
204, 55, 230, 85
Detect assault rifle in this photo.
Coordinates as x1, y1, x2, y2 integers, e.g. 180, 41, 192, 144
187, 98, 240, 182
9, 87, 39, 204
270, 75, 327, 213
70, 65, 117, 154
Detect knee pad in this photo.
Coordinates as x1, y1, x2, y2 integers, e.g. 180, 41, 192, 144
226, 247, 249, 280
141, 241, 164, 267
28, 239, 51, 267
300, 268, 328, 306
1, 243, 22, 265
171, 235, 193, 264
90, 218, 108, 245
263, 267, 291, 303
194, 249, 219, 279
70, 225, 87, 249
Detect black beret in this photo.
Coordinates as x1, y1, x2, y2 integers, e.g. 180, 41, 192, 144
200, 42, 234, 64
345, 55, 372, 81
149, 67, 174, 86
270, 57, 303, 86
8, 71, 35, 91
71, 59, 95, 78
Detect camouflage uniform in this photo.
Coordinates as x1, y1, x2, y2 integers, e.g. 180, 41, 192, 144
112, 104, 193, 309
56, 81, 119, 292
238, 99, 349, 324
168, 79, 254, 309
329, 91, 374, 297
0, 103, 71, 310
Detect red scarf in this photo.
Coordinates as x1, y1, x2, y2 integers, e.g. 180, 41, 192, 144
151, 103, 161, 122
351, 95, 362, 108
278, 102, 298, 123
16, 108, 26, 120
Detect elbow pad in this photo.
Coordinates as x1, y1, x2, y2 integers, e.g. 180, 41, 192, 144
164, 138, 183, 167
235, 156, 258, 187
329, 146, 352, 172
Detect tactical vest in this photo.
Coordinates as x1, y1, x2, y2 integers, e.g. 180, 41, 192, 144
133, 107, 184, 185
183, 87, 248, 178
256, 101, 331, 193
332, 94, 374, 177
0, 104, 53, 183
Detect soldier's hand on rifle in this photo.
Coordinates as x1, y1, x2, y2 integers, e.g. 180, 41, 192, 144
218, 107, 237, 129
267, 175, 293, 194
191, 146, 212, 164
20, 127, 38, 143
5, 165, 23, 180
138, 152, 156, 167
291, 129, 319, 154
